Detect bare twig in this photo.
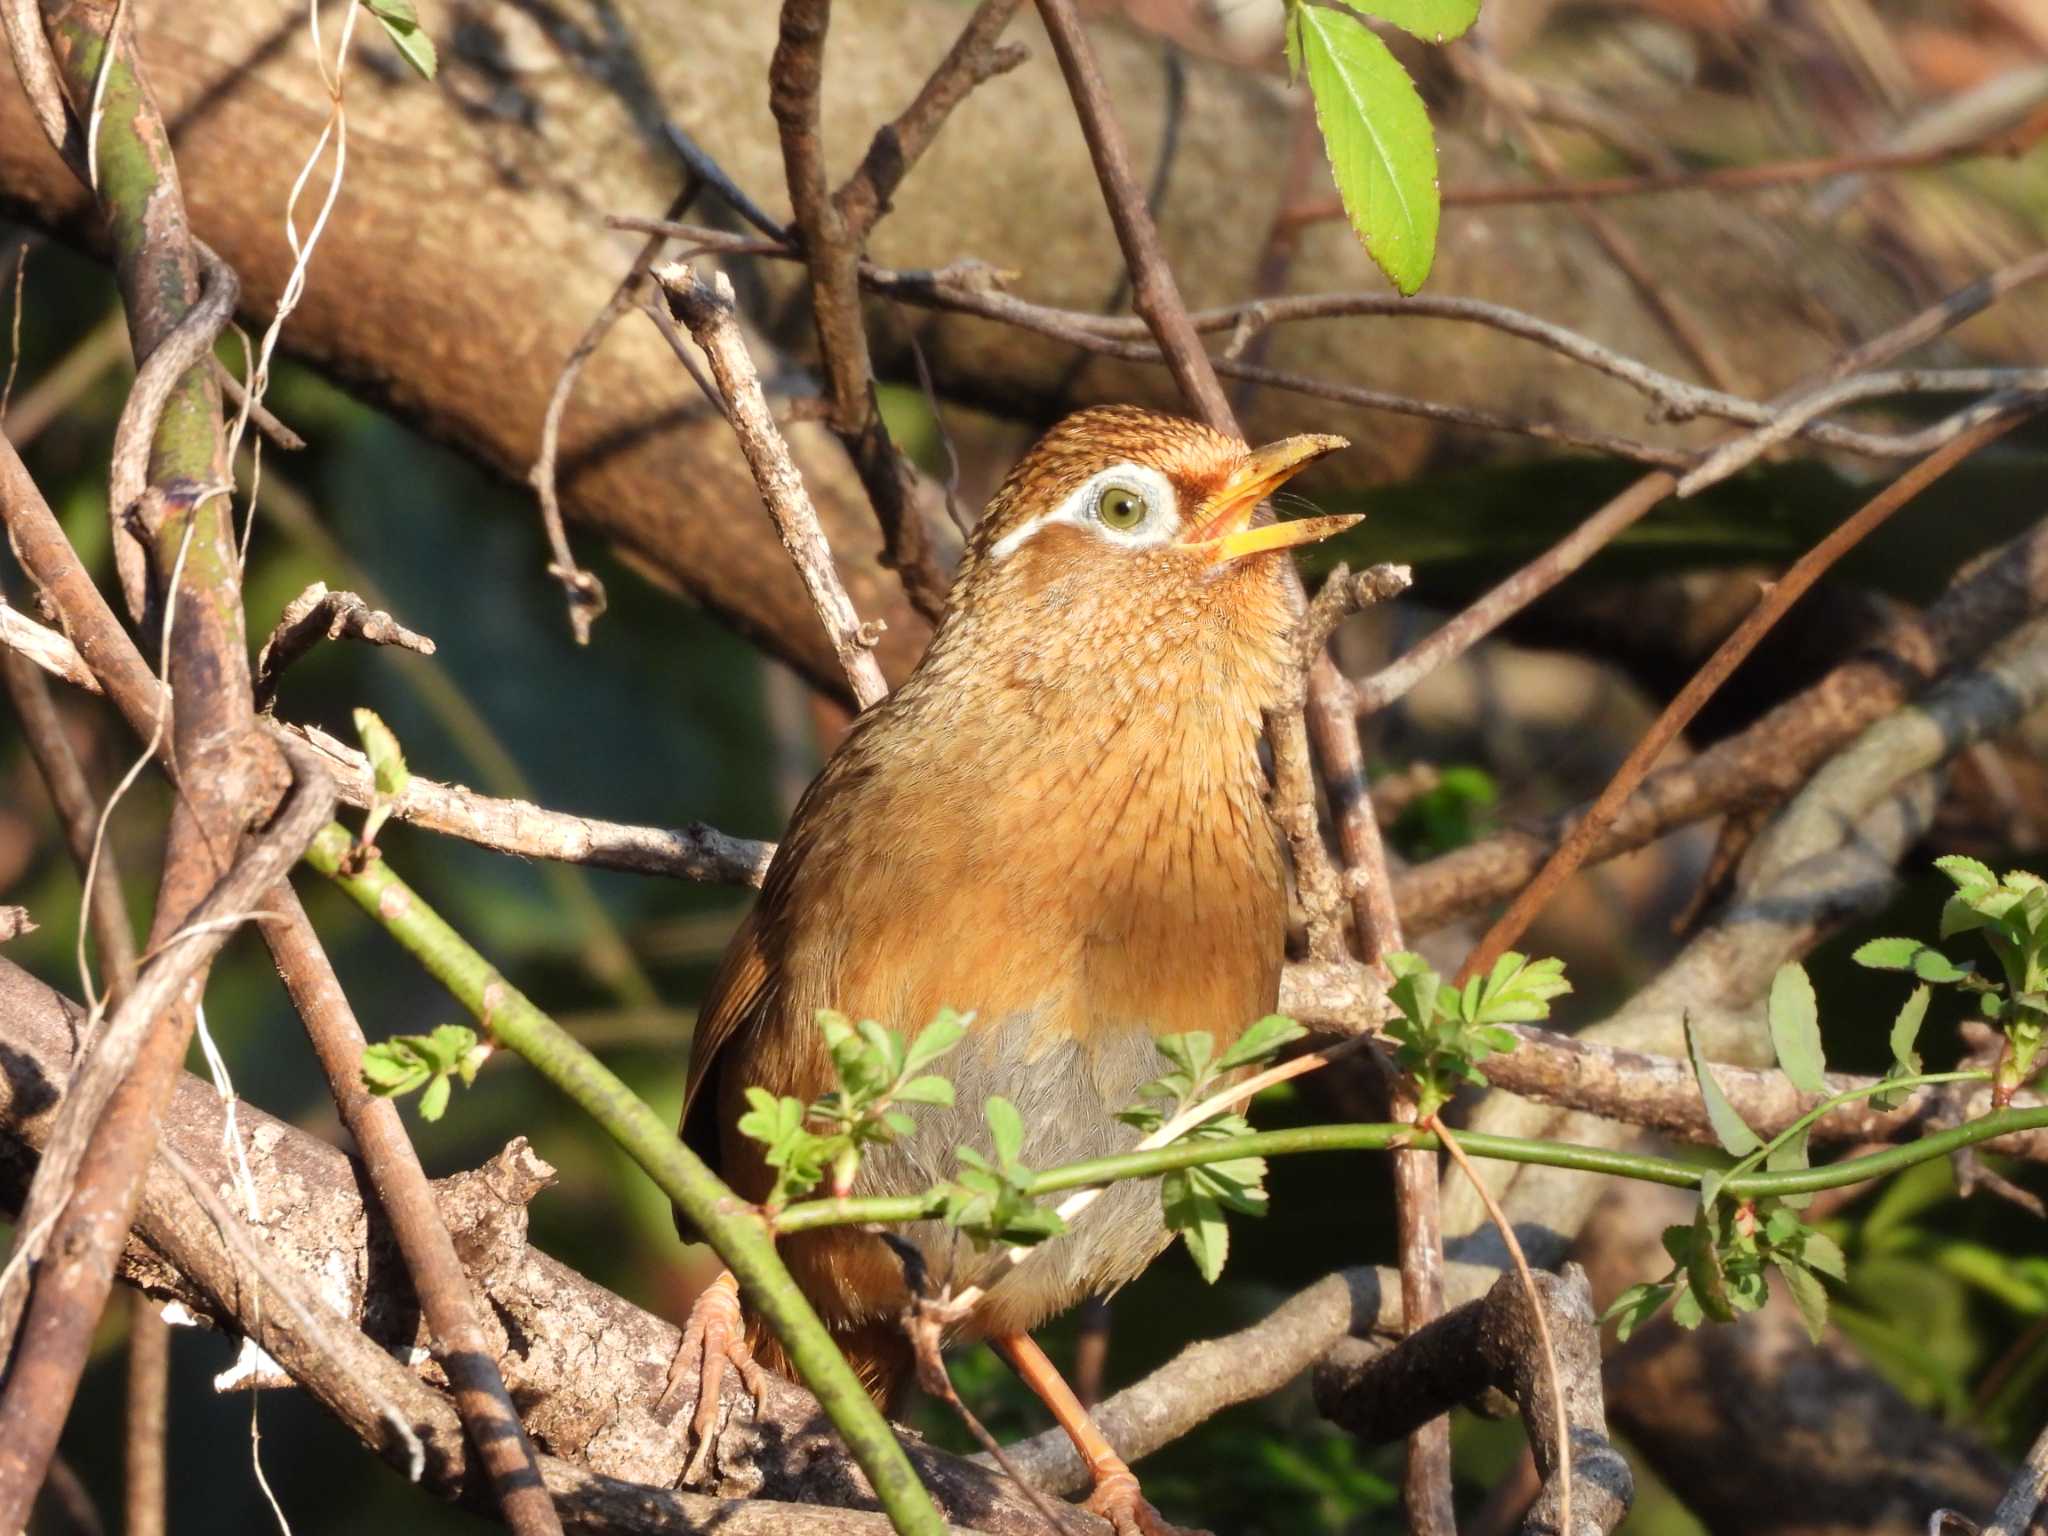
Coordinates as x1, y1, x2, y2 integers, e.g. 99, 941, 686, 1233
1981, 1416, 2048, 1536
0, 600, 103, 694
0, 746, 335, 1526
1457, 407, 2037, 985
527, 197, 695, 644
656, 263, 889, 709
620, 219, 2048, 472
264, 890, 564, 1536
124, 1297, 168, 1536
1314, 1268, 1631, 1535
1280, 112, 2048, 218
253, 581, 436, 710
769, 0, 968, 624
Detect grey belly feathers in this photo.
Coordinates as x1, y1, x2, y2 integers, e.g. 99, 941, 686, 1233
853, 1010, 1173, 1337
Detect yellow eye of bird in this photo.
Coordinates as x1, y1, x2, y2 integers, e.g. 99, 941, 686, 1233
1095, 484, 1147, 531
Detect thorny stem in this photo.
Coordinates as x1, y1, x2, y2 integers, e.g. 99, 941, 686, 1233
303, 823, 949, 1536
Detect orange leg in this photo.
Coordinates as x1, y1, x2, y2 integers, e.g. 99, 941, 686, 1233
991, 1332, 1209, 1536
661, 1269, 769, 1482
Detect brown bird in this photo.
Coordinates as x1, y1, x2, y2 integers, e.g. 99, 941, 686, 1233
674, 405, 1354, 1534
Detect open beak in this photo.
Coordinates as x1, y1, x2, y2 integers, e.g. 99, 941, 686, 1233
1184, 433, 1360, 563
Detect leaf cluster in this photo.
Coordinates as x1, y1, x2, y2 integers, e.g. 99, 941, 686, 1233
930, 1096, 1068, 1249
1855, 856, 2048, 1100
1117, 1016, 1308, 1282
360, 1023, 488, 1122
736, 1009, 966, 1210
1604, 951, 1926, 1346
1382, 951, 1570, 1117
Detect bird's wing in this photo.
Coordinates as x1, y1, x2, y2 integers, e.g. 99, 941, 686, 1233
678, 903, 771, 1174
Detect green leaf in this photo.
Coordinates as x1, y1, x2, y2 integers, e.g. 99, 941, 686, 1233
1686, 1014, 1763, 1157
1163, 1171, 1230, 1283
1766, 1125, 1813, 1210
1329, 0, 1479, 45
1853, 937, 1924, 971
1603, 1281, 1673, 1342
1940, 893, 1993, 939
418, 1073, 451, 1122
353, 707, 411, 799
1767, 963, 1826, 1094
1217, 1014, 1308, 1072
1385, 951, 1442, 1029
1934, 854, 1998, 890
1670, 1280, 1704, 1330
1773, 1257, 1830, 1344
905, 1009, 969, 1072
1890, 984, 1930, 1073
1294, 4, 1439, 296
1912, 948, 1969, 984
1802, 1230, 1847, 1281
1468, 952, 1572, 1026
371, 8, 438, 80
893, 1075, 955, 1107
1686, 1207, 1737, 1323
985, 1096, 1024, 1168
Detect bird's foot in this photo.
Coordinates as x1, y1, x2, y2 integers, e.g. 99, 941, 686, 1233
1083, 1468, 1211, 1536
658, 1269, 768, 1483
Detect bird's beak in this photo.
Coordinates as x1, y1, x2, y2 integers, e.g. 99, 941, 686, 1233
1184, 433, 1360, 562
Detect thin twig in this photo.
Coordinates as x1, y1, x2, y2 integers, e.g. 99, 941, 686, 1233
656, 263, 890, 709
253, 581, 436, 710
1432, 1116, 1571, 1536
1457, 407, 2038, 986
527, 192, 696, 644
124, 1297, 168, 1536
263, 890, 565, 1536
1279, 112, 2048, 218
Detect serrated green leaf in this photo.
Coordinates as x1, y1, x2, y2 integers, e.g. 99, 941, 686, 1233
1767, 1125, 1813, 1210
1912, 948, 1969, 983
1891, 984, 1930, 1073
1386, 953, 1442, 1031
1329, 0, 1480, 45
1802, 1230, 1847, 1281
1687, 1207, 1737, 1323
1767, 963, 1826, 1094
1218, 1014, 1308, 1072
372, 10, 438, 80
1941, 893, 1993, 939
1686, 1014, 1763, 1157
417, 1073, 451, 1122
1670, 1280, 1704, 1330
1295, 5, 1439, 296
361, 1045, 422, 1090
1934, 855, 1997, 890
1853, 937, 1924, 971
985, 1096, 1023, 1168
893, 1075, 955, 1107
905, 1009, 969, 1071
1603, 1281, 1673, 1342
1773, 1257, 1830, 1343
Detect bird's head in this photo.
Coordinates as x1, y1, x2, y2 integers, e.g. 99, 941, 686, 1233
934, 406, 1356, 700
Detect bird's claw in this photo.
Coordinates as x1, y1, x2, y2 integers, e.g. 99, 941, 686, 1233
658, 1270, 768, 1484
1083, 1468, 1211, 1536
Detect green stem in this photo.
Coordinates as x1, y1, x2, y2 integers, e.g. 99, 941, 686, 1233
304, 824, 947, 1536
1716, 1069, 1988, 1190
773, 1108, 2048, 1233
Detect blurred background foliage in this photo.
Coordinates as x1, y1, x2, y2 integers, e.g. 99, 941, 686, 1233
6, 131, 2048, 1536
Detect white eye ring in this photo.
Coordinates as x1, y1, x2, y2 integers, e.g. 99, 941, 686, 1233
989, 463, 1180, 559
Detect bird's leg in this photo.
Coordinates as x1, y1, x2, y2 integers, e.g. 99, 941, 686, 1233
991, 1331, 1211, 1536
660, 1268, 769, 1482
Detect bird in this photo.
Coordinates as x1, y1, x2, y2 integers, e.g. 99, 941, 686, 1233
672, 404, 1355, 1535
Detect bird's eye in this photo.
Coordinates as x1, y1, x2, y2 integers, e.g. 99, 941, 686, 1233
1095, 484, 1148, 531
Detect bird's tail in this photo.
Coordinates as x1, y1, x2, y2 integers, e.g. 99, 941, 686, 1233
745, 1309, 915, 1413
